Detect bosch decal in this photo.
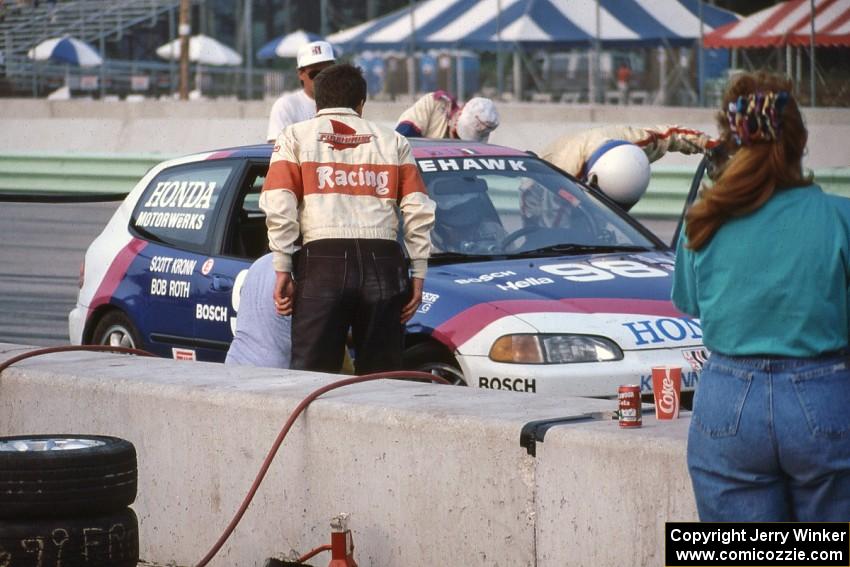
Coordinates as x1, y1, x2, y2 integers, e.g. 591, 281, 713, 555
454, 271, 516, 285
417, 158, 528, 173
623, 317, 702, 346
196, 304, 229, 322
479, 376, 537, 393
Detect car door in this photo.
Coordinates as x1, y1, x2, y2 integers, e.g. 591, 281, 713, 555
189, 161, 269, 362
128, 160, 238, 359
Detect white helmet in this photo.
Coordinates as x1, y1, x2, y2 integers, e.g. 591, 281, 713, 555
455, 97, 499, 142
583, 140, 650, 210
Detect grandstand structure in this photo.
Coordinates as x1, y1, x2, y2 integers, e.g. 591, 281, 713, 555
0, 0, 282, 99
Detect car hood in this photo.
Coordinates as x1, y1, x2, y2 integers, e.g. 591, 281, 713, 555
411, 250, 701, 351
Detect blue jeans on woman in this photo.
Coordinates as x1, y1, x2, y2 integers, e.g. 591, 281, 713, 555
688, 351, 850, 521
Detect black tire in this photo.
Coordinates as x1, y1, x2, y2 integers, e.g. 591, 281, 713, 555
91, 311, 142, 349
403, 342, 467, 386
0, 507, 139, 567
0, 435, 137, 520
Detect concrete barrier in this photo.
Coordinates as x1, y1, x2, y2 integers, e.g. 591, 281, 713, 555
0, 342, 696, 566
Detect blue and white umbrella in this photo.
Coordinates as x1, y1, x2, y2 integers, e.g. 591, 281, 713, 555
257, 29, 325, 60
27, 35, 103, 67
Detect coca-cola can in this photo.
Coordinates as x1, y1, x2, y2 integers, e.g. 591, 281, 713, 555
618, 384, 642, 428
651, 366, 682, 420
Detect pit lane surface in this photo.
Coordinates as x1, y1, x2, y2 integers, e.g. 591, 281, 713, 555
0, 201, 676, 347
0, 201, 118, 346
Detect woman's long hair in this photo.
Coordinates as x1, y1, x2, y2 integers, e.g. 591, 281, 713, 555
685, 72, 811, 250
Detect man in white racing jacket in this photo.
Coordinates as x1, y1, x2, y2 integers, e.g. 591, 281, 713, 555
260, 63, 436, 374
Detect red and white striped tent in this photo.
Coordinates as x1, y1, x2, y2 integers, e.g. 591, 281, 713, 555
704, 0, 850, 48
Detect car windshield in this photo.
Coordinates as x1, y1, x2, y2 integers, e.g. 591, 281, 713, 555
417, 155, 658, 258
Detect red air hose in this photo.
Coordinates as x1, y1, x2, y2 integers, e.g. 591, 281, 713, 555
0, 344, 155, 374
195, 370, 450, 567
0, 346, 449, 566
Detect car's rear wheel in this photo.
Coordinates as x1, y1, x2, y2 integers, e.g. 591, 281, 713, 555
91, 311, 142, 349
403, 342, 467, 386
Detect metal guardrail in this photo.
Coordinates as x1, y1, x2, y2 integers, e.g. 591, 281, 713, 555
1, 154, 849, 218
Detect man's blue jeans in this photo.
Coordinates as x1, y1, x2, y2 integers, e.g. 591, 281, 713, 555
688, 351, 850, 521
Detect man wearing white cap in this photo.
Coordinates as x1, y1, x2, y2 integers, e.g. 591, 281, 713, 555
395, 91, 500, 142
265, 40, 336, 143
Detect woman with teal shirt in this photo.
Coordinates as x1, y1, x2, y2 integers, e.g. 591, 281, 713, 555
672, 71, 850, 521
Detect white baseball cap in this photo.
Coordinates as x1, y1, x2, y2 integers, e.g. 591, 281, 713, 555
296, 41, 335, 69
455, 97, 500, 142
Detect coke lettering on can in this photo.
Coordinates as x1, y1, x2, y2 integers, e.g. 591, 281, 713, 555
618, 384, 642, 428
651, 366, 682, 420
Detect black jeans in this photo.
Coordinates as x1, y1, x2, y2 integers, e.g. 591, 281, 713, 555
291, 238, 410, 374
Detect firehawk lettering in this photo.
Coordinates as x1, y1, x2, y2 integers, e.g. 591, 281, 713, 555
417, 158, 528, 173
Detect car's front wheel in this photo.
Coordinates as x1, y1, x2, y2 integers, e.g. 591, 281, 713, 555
91, 311, 142, 349
403, 342, 467, 386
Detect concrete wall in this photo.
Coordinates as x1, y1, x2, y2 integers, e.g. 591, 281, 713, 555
0, 343, 695, 567
1, 98, 847, 168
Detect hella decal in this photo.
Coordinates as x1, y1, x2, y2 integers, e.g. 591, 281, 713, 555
623, 317, 702, 346
497, 276, 554, 292
479, 376, 537, 393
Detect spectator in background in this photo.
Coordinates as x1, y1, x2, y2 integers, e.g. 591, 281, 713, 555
225, 253, 291, 368
396, 91, 500, 142
673, 71, 850, 521
616, 62, 632, 103
265, 40, 335, 143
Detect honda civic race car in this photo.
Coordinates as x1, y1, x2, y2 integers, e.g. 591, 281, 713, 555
69, 138, 705, 398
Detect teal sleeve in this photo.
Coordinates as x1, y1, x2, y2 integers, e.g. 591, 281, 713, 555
671, 230, 700, 317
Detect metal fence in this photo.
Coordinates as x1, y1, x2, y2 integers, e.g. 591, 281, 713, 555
0, 54, 290, 99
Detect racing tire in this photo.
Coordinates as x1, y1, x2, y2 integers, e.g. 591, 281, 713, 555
91, 311, 143, 350
0, 435, 137, 520
403, 342, 467, 386
0, 507, 139, 567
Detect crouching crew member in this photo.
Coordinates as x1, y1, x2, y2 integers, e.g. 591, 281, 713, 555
396, 91, 500, 142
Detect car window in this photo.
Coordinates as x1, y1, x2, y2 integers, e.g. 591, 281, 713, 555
130, 162, 235, 252
221, 165, 269, 259
417, 156, 658, 256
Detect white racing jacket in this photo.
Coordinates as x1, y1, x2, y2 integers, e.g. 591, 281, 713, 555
541, 124, 718, 177
260, 107, 436, 278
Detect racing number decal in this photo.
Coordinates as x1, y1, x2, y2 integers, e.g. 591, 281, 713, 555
229, 268, 249, 336
539, 260, 667, 282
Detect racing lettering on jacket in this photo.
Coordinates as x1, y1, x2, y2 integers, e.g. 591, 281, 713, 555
260, 107, 436, 277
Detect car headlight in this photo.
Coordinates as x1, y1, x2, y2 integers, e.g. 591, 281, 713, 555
489, 334, 623, 364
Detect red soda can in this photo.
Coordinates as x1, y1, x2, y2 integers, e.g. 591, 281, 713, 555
618, 384, 642, 428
